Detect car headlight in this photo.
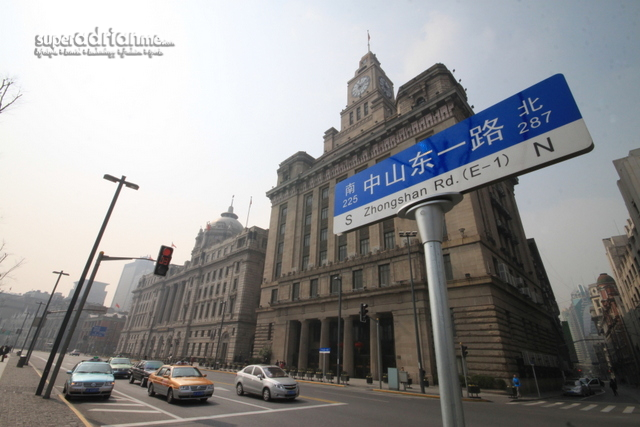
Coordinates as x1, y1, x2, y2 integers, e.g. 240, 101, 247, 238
70, 382, 82, 386
108, 381, 115, 386
206, 384, 214, 390
179, 386, 190, 390
275, 384, 285, 389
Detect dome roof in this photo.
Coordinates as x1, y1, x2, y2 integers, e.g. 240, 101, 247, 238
596, 273, 615, 286
207, 205, 244, 237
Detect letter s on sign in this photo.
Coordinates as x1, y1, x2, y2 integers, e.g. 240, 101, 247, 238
346, 215, 352, 225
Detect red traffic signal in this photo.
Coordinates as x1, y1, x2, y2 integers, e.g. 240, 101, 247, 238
154, 245, 174, 276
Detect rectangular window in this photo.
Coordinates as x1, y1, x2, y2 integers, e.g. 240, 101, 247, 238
306, 194, 313, 207
383, 231, 395, 250
364, 101, 369, 115
279, 223, 286, 235
330, 275, 341, 295
338, 244, 347, 261
349, 111, 353, 125
292, 283, 300, 301
305, 213, 312, 226
304, 234, 310, 247
443, 254, 453, 281
319, 250, 327, 265
278, 242, 284, 254
321, 207, 328, 220
321, 187, 329, 200
310, 279, 318, 298
360, 238, 369, 255
270, 289, 278, 304
320, 228, 328, 241
353, 270, 363, 290
357, 106, 361, 120
302, 255, 309, 270
218, 302, 224, 316
379, 264, 390, 287
275, 262, 282, 278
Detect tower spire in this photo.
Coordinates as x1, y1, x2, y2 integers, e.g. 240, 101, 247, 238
367, 30, 370, 52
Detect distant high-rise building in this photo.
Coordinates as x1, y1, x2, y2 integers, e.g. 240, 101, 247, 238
562, 285, 603, 376
68, 280, 109, 307
111, 258, 155, 312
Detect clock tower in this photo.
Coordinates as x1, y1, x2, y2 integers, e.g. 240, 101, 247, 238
340, 51, 396, 137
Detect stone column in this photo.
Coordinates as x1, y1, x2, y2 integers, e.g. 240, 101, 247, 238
343, 315, 354, 376
298, 319, 310, 370
370, 314, 379, 380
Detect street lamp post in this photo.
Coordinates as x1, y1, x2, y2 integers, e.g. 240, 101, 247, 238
37, 174, 138, 397
399, 231, 426, 393
334, 275, 343, 383
25, 271, 69, 364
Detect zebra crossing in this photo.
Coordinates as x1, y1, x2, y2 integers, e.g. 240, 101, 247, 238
507, 399, 636, 414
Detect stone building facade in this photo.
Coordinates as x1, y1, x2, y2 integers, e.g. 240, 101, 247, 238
117, 206, 268, 364
253, 50, 568, 385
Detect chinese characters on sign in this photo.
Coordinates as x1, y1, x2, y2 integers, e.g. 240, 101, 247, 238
334, 74, 593, 233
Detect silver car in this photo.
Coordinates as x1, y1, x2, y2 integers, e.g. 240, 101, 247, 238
235, 364, 299, 401
562, 378, 589, 396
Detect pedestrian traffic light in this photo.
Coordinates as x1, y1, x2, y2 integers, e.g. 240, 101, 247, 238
460, 343, 468, 358
154, 245, 174, 276
359, 303, 369, 323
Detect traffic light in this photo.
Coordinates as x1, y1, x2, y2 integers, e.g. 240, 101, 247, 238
154, 245, 174, 276
460, 343, 468, 358
359, 303, 369, 323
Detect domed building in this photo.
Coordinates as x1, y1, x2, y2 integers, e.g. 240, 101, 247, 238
117, 205, 268, 365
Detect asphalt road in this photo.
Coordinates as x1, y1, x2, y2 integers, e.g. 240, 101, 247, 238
28, 351, 639, 427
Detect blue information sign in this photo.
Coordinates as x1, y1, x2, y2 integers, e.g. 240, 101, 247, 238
334, 74, 593, 233
90, 326, 107, 337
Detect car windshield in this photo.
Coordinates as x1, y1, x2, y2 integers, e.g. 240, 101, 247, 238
145, 361, 163, 369
111, 358, 131, 364
564, 380, 579, 386
76, 363, 112, 374
172, 367, 202, 378
263, 367, 287, 378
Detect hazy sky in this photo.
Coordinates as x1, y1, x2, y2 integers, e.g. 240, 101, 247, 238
1, 0, 638, 311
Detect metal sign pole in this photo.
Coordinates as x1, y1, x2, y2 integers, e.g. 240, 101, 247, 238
399, 193, 465, 427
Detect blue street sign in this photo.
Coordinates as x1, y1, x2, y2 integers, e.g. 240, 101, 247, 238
90, 326, 107, 337
319, 347, 331, 353
334, 74, 593, 233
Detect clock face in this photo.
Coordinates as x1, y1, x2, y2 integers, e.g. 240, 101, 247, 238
351, 75, 370, 97
379, 77, 393, 98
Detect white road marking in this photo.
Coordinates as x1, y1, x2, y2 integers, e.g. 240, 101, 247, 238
560, 403, 581, 410
102, 402, 347, 427
601, 405, 615, 412
523, 401, 546, 406
580, 404, 598, 411
542, 402, 564, 408
623, 406, 635, 414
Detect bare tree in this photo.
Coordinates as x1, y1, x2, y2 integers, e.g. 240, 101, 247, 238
0, 77, 22, 114
0, 241, 25, 286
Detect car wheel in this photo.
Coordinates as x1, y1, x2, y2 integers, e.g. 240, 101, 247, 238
140, 378, 147, 388
167, 389, 175, 404
63, 384, 72, 400
129, 375, 135, 384
262, 388, 271, 401
148, 384, 156, 396
236, 383, 244, 396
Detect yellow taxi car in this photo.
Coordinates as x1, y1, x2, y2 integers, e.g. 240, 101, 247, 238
147, 365, 214, 403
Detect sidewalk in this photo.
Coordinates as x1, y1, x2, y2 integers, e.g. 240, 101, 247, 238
0, 354, 85, 427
